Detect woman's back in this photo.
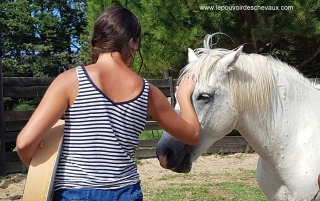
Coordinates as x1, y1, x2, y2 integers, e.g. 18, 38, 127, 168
54, 65, 149, 191
84, 54, 145, 104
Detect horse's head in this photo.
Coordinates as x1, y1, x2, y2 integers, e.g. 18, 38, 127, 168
156, 45, 243, 173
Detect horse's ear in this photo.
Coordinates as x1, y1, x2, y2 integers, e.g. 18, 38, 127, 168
188, 48, 198, 63
219, 46, 243, 72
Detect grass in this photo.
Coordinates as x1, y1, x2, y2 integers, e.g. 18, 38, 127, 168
144, 181, 266, 201
134, 158, 142, 165
141, 168, 267, 201
216, 182, 266, 201
139, 130, 163, 140
159, 173, 193, 181
150, 184, 218, 201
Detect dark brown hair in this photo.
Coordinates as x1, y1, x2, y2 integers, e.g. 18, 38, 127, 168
91, 7, 141, 64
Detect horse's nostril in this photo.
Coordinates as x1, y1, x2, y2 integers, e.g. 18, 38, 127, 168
156, 148, 172, 159
165, 148, 172, 158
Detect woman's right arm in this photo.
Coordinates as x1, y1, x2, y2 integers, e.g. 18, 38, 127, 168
147, 74, 200, 145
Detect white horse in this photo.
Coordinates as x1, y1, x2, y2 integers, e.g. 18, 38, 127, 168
156, 35, 320, 200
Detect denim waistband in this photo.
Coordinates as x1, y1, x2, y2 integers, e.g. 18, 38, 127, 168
52, 182, 143, 201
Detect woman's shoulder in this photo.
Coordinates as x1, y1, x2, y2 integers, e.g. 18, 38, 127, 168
58, 67, 78, 77
51, 67, 78, 89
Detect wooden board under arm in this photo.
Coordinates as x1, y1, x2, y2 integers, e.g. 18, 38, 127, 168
22, 119, 64, 201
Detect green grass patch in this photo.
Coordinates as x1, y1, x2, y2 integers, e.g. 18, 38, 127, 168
148, 181, 266, 201
142, 169, 266, 201
149, 183, 226, 201
237, 168, 256, 181
134, 158, 141, 165
159, 173, 195, 181
144, 182, 231, 201
139, 130, 163, 140
216, 182, 267, 201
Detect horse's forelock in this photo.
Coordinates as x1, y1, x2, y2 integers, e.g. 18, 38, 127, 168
179, 48, 229, 85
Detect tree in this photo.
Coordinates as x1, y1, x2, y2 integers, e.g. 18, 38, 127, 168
132, 0, 240, 78
234, 0, 320, 76
0, 0, 87, 110
80, 0, 320, 78
0, 0, 87, 77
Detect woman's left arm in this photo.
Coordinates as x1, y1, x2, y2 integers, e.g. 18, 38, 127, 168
16, 69, 76, 167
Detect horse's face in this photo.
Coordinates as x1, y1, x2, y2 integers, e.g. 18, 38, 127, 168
156, 47, 242, 173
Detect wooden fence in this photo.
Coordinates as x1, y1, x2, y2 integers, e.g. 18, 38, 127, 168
0, 69, 252, 176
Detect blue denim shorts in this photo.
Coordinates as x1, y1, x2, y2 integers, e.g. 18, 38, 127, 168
52, 182, 143, 201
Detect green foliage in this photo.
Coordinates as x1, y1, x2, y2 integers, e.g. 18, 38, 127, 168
82, 0, 239, 78
75, 34, 92, 66
0, 0, 87, 77
131, 0, 238, 78
2, 0, 319, 79
13, 99, 39, 111
83, 0, 320, 79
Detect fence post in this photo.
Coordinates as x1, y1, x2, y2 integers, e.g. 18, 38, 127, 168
169, 77, 176, 107
163, 69, 169, 79
0, 58, 5, 176
162, 69, 176, 106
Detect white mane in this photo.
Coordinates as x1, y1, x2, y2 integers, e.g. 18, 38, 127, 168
180, 45, 316, 113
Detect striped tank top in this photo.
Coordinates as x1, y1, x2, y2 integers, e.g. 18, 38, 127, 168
54, 66, 149, 191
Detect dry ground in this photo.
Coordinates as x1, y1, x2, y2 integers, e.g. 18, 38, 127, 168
0, 153, 259, 201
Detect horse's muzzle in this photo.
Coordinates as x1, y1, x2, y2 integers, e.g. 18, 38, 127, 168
157, 152, 192, 173
156, 132, 193, 173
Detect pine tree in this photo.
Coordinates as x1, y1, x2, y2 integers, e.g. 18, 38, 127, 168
80, 0, 320, 78
0, 0, 87, 77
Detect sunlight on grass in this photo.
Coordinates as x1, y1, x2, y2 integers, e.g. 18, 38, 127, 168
148, 183, 229, 201
237, 168, 256, 181
142, 168, 266, 201
216, 182, 267, 201
149, 181, 266, 201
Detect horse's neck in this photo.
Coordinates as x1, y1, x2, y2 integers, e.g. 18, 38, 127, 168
236, 73, 320, 166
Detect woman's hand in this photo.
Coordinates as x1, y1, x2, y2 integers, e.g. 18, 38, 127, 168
176, 73, 196, 102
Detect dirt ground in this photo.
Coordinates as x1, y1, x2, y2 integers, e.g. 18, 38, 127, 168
0, 153, 259, 201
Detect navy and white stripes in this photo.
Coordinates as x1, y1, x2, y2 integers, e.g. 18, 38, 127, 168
54, 66, 149, 191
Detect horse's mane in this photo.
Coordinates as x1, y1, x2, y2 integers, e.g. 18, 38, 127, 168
180, 36, 316, 113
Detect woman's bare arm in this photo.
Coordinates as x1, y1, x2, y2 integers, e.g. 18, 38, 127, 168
147, 74, 200, 145
16, 69, 76, 167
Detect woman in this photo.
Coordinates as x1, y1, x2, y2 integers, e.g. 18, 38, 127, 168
16, 6, 200, 201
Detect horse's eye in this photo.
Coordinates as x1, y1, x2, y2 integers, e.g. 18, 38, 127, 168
198, 94, 210, 102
